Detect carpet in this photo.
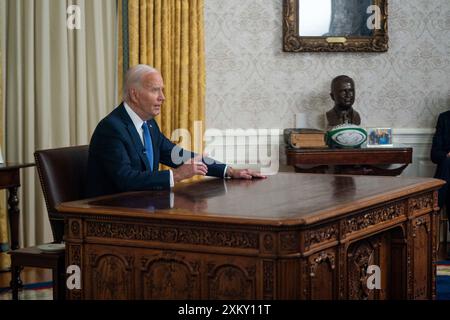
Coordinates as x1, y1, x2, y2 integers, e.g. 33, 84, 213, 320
0, 281, 52, 300
437, 260, 450, 300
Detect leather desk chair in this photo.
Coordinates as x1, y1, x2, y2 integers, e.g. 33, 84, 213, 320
9, 145, 89, 300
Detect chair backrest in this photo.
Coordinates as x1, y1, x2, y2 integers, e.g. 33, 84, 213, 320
34, 145, 89, 243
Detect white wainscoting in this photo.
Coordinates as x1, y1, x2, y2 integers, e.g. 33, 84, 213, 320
392, 128, 435, 178
204, 128, 437, 178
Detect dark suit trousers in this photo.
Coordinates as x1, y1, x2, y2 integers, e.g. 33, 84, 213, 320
436, 157, 450, 228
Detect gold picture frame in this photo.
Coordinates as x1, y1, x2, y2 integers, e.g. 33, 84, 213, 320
283, 0, 389, 52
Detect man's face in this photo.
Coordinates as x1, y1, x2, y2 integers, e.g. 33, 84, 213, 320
131, 72, 165, 120
331, 80, 355, 110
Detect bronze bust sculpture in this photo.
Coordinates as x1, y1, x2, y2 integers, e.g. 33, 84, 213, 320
326, 75, 361, 130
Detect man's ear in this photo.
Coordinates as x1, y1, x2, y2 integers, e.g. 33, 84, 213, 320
330, 92, 335, 101
130, 88, 138, 102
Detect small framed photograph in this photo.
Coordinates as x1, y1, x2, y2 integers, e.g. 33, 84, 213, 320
367, 128, 393, 147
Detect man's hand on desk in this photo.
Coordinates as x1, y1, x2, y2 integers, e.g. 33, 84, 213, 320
173, 154, 208, 183
226, 167, 267, 180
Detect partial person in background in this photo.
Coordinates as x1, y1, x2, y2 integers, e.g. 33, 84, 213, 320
431, 110, 450, 228
325, 75, 361, 130
86, 64, 265, 198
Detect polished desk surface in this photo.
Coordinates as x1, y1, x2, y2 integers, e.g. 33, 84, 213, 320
58, 173, 443, 226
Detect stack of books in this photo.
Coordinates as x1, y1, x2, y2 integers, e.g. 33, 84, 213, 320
284, 128, 326, 149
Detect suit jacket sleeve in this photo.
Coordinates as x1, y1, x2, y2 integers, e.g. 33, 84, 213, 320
89, 120, 171, 192
431, 113, 449, 165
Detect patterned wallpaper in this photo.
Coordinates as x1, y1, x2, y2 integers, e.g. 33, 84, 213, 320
204, 0, 450, 130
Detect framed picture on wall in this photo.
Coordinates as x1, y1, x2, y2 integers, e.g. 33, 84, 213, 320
367, 128, 393, 147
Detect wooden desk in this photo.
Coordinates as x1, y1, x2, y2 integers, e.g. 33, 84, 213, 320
59, 173, 443, 300
0, 163, 35, 251
286, 147, 413, 176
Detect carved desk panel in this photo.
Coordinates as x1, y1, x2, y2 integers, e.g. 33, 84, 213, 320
58, 173, 443, 300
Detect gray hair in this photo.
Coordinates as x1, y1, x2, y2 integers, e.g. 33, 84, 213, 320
123, 64, 158, 101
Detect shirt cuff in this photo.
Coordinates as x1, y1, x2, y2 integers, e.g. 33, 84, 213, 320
223, 165, 229, 178
169, 170, 174, 188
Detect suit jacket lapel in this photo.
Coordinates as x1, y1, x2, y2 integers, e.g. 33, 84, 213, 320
118, 104, 152, 171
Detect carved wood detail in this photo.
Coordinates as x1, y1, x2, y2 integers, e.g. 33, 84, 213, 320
86, 221, 258, 249
300, 260, 310, 299
90, 254, 133, 299
140, 254, 200, 299
412, 217, 430, 238
263, 261, 274, 299
409, 193, 434, 216
412, 215, 431, 299
280, 232, 299, 252
407, 221, 413, 298
431, 210, 438, 298
309, 251, 336, 278
207, 264, 256, 299
342, 202, 405, 237
70, 220, 80, 237
339, 245, 346, 299
262, 234, 274, 252
69, 244, 81, 265
304, 224, 338, 250
347, 240, 377, 300
307, 249, 338, 299
433, 190, 439, 210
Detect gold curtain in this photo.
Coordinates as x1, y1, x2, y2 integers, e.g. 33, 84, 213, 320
1, 0, 116, 249
118, 0, 206, 154
0, 36, 8, 270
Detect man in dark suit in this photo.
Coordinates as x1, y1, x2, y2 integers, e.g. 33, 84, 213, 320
431, 110, 450, 226
86, 65, 265, 197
